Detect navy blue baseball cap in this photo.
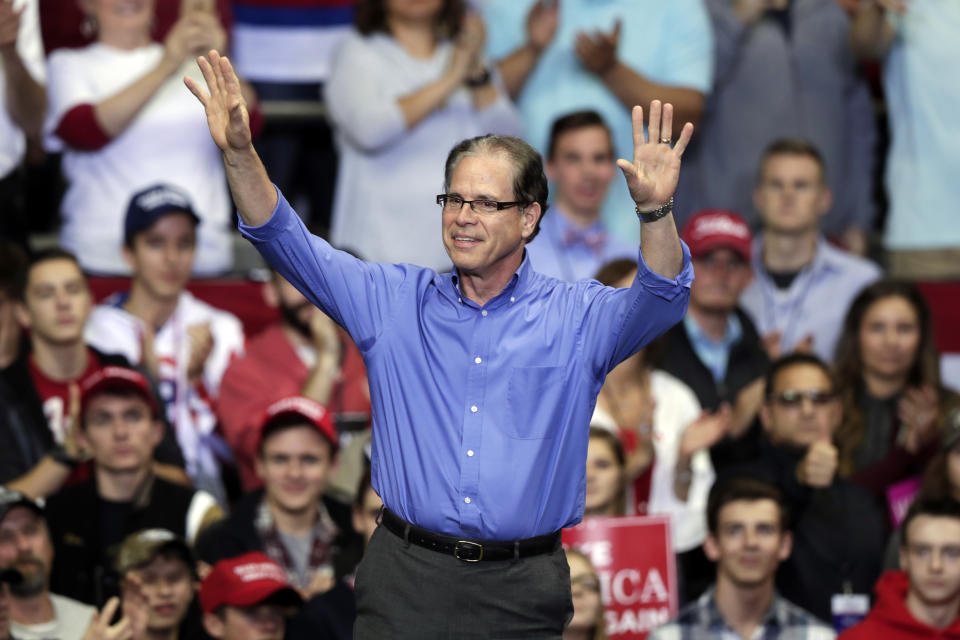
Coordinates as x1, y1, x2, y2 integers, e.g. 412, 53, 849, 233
124, 184, 200, 245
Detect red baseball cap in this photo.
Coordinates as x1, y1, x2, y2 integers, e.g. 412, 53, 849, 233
681, 209, 753, 262
258, 396, 339, 452
198, 552, 303, 613
80, 366, 160, 417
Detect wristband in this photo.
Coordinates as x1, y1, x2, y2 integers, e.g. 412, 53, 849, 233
466, 67, 492, 88
636, 196, 674, 224
49, 444, 82, 469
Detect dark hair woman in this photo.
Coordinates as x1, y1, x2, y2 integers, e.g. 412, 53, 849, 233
833, 280, 960, 496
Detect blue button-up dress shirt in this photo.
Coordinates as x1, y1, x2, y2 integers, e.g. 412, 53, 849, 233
240, 189, 693, 540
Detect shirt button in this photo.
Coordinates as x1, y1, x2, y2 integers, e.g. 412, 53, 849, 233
510, 297, 515, 303
470, 405, 478, 413
464, 497, 471, 504
467, 450, 475, 457
481, 310, 488, 317
458, 297, 462, 303
474, 357, 482, 364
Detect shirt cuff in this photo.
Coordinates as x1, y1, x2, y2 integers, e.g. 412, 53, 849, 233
634, 239, 694, 301
237, 184, 292, 243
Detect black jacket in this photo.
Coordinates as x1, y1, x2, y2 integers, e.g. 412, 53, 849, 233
723, 437, 888, 622
195, 489, 362, 640
650, 308, 770, 471
0, 340, 183, 484
45, 474, 208, 607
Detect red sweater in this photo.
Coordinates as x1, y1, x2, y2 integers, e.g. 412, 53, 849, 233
840, 570, 960, 640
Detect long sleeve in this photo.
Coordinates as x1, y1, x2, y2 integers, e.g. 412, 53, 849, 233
324, 32, 408, 153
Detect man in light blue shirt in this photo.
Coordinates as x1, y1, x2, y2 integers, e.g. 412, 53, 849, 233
188, 51, 693, 638
526, 110, 635, 281
484, 0, 713, 244
739, 139, 881, 364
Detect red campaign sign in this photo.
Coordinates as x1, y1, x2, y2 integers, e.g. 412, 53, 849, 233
563, 516, 678, 639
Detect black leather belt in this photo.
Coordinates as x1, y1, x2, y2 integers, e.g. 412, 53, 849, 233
379, 508, 561, 562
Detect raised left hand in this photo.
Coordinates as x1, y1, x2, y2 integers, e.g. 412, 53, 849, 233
0, 0, 22, 53
616, 100, 694, 211
899, 385, 939, 453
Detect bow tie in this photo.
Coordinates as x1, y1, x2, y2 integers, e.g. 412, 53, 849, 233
562, 227, 607, 255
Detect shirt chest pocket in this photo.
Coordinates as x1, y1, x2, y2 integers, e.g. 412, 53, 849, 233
504, 365, 565, 440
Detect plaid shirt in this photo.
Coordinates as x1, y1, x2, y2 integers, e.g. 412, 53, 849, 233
648, 587, 836, 640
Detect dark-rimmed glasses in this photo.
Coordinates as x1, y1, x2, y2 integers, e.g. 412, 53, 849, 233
772, 390, 837, 408
436, 194, 525, 215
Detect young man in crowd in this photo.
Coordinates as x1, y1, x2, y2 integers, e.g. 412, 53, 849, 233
0, 488, 94, 640
218, 270, 369, 492
199, 552, 303, 640
524, 111, 635, 281
652, 209, 770, 471
196, 397, 360, 640
1, 248, 184, 497
114, 529, 199, 640
85, 184, 245, 505
739, 139, 880, 363
44, 366, 222, 607
650, 476, 834, 639
840, 498, 960, 639
736, 353, 887, 621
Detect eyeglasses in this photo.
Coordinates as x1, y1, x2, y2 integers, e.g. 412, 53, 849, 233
436, 194, 525, 215
772, 390, 837, 408
570, 575, 601, 593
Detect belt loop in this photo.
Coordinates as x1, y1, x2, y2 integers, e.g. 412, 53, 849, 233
513, 540, 520, 563
403, 522, 411, 548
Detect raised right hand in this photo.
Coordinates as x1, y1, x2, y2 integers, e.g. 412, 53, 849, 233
796, 439, 838, 488
526, 0, 559, 52
184, 50, 251, 153
82, 597, 134, 640
0, 0, 22, 54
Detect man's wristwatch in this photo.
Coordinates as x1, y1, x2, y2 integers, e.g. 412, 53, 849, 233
635, 196, 674, 224
465, 67, 492, 88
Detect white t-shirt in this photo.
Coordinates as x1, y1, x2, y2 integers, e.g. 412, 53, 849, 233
325, 31, 522, 270
0, 0, 45, 178
44, 43, 231, 275
592, 370, 714, 554
11, 593, 95, 640
84, 290, 245, 504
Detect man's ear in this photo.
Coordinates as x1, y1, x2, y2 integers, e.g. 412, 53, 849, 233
703, 533, 721, 562
521, 202, 543, 240
122, 245, 136, 272
816, 185, 834, 218
203, 612, 225, 639
777, 530, 793, 562
14, 301, 31, 331
545, 159, 556, 183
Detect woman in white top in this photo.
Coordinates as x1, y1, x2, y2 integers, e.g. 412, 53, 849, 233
44, 0, 233, 275
325, 0, 521, 269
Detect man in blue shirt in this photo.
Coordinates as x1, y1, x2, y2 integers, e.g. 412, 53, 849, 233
187, 51, 694, 638
525, 110, 636, 282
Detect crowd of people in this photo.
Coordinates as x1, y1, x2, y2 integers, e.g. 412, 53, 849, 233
1, 0, 960, 638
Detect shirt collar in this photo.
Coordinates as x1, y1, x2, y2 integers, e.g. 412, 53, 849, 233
440, 251, 533, 309
752, 233, 840, 281
683, 312, 743, 348
700, 587, 787, 632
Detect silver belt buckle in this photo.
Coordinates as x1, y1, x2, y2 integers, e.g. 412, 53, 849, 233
453, 540, 484, 562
